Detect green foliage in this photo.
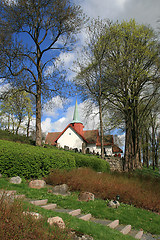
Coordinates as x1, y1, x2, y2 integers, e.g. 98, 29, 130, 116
0, 140, 76, 178
0, 129, 35, 144
73, 153, 110, 172
0, 139, 109, 179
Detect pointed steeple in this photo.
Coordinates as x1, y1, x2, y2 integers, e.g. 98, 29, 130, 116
71, 99, 82, 124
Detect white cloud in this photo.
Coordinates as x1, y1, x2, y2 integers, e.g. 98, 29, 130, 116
77, 0, 159, 29
41, 118, 53, 133
43, 96, 66, 118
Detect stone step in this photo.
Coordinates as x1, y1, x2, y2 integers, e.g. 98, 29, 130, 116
68, 209, 81, 216
79, 214, 92, 221
107, 220, 119, 229
129, 229, 144, 239
91, 218, 112, 226
41, 204, 57, 210
14, 194, 26, 199
30, 199, 48, 206
135, 230, 143, 239
120, 225, 132, 235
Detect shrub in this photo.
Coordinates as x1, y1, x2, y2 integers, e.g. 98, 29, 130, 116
72, 153, 110, 172
0, 196, 71, 240
45, 168, 160, 213
0, 140, 76, 178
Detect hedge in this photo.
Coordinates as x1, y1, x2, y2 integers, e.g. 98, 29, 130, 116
73, 153, 110, 172
0, 140, 75, 178
0, 140, 110, 179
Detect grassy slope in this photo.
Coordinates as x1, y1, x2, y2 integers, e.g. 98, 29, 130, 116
0, 178, 134, 240
0, 178, 160, 236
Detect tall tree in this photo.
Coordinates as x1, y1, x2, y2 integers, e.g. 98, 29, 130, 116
75, 18, 109, 158
0, 0, 85, 145
100, 19, 160, 170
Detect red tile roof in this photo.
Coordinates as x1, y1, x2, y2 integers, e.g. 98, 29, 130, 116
112, 144, 123, 153
45, 132, 61, 145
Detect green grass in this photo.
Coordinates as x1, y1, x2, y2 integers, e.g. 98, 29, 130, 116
0, 177, 160, 236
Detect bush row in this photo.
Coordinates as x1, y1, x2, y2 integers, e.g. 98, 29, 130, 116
0, 140, 109, 178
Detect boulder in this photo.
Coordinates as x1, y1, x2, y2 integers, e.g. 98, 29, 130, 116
78, 192, 95, 202
47, 216, 65, 229
10, 176, 22, 184
108, 200, 120, 209
52, 184, 71, 196
29, 180, 46, 189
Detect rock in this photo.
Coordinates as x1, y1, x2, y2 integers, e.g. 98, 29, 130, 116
108, 200, 120, 209
52, 184, 71, 196
71, 231, 94, 240
29, 180, 46, 189
23, 211, 42, 219
10, 176, 22, 184
78, 192, 95, 202
47, 216, 65, 229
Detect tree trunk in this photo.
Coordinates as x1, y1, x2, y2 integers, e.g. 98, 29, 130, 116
151, 124, 155, 170
124, 116, 132, 171
16, 118, 22, 135
99, 101, 104, 159
27, 115, 31, 137
35, 84, 42, 146
98, 63, 104, 159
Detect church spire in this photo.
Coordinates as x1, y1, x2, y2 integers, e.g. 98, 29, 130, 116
71, 99, 82, 124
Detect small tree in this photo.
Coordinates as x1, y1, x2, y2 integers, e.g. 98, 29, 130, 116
0, 89, 33, 135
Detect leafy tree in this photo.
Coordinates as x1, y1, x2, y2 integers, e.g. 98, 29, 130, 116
0, 89, 33, 135
75, 18, 109, 158
0, 0, 85, 145
100, 19, 160, 170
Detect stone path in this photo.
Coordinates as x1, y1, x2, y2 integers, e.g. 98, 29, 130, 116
1, 190, 160, 240
29, 198, 143, 239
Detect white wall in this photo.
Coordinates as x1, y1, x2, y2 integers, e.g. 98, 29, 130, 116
86, 145, 113, 155
57, 127, 84, 150
104, 146, 113, 156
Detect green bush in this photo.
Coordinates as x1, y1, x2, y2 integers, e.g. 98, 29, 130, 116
0, 140, 75, 178
73, 153, 110, 172
0, 129, 35, 145
0, 139, 109, 179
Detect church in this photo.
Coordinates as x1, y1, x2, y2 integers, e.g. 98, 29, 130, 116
45, 100, 123, 156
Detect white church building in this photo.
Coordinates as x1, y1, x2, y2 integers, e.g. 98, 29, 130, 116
45, 100, 122, 156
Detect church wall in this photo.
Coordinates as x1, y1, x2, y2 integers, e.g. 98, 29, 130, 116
86, 145, 113, 156
95, 146, 113, 156
57, 127, 84, 150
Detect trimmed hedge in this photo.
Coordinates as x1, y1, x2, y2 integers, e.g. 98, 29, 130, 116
0, 140, 110, 179
0, 140, 75, 178
73, 153, 110, 173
